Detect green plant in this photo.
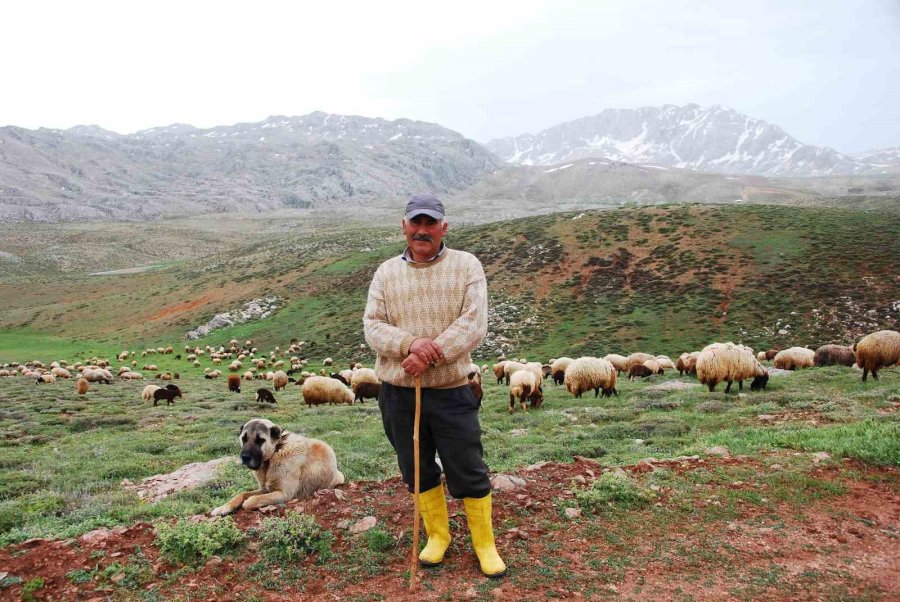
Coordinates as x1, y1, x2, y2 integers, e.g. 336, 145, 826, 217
258, 512, 334, 564
576, 471, 653, 513
21, 577, 44, 602
154, 517, 244, 566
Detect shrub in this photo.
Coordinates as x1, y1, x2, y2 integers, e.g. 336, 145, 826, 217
576, 471, 653, 513
155, 517, 243, 566
364, 527, 396, 553
259, 512, 334, 564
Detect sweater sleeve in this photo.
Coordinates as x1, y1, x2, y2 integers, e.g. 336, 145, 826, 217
433, 255, 488, 362
363, 264, 416, 358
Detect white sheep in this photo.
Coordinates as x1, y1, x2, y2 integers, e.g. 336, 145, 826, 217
564, 357, 618, 398
302, 376, 354, 406
696, 342, 768, 393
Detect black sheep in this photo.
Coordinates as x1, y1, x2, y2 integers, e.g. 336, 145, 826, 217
255, 388, 277, 404
153, 386, 182, 406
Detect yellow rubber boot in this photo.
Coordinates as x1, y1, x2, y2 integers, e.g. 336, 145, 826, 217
417, 484, 451, 566
463, 493, 507, 577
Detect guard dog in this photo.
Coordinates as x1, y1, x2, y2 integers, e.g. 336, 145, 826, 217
210, 418, 345, 516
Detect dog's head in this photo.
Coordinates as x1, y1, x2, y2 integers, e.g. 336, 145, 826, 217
238, 418, 283, 470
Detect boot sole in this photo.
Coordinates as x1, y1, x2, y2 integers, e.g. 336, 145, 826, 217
418, 559, 443, 567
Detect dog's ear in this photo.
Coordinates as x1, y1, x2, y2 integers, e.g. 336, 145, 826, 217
238, 422, 247, 436
269, 425, 281, 440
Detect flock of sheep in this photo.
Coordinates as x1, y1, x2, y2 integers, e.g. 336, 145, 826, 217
484, 329, 900, 413
2, 330, 897, 413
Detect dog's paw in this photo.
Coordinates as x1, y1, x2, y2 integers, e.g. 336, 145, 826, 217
210, 505, 232, 517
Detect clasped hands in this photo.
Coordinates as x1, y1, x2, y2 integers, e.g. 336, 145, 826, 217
402, 338, 444, 377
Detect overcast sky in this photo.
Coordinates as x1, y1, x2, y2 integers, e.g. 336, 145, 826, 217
3, 0, 897, 153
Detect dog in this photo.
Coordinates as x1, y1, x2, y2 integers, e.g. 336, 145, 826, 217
210, 418, 344, 516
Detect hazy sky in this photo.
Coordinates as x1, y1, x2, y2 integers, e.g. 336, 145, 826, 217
3, 0, 898, 153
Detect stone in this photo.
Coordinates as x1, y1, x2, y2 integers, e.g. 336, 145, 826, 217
349, 516, 377, 534
811, 452, 832, 464
706, 446, 730, 457
564, 507, 582, 519
757, 414, 777, 422
491, 474, 526, 492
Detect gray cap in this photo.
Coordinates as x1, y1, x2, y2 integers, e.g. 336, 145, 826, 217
405, 194, 445, 220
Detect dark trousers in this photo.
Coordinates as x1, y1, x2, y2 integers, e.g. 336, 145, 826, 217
379, 381, 490, 499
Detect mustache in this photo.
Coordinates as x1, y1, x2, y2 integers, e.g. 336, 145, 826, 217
412, 234, 433, 242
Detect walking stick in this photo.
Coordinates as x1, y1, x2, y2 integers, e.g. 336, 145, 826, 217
409, 374, 422, 591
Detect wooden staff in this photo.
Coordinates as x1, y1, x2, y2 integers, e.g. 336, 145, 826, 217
409, 374, 422, 591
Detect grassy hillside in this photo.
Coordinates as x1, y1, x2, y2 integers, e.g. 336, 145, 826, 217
0, 204, 897, 362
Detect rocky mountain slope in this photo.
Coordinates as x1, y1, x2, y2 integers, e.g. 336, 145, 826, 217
486, 104, 896, 176
0, 113, 500, 223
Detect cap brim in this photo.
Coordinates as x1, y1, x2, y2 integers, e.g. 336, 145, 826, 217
405, 209, 444, 220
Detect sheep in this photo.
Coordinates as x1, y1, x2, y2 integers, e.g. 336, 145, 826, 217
142, 385, 161, 401
813, 344, 856, 367
323, 357, 333, 366
549, 357, 573, 385
36, 373, 56, 384
301, 376, 354, 406
350, 368, 380, 403
492, 361, 507, 385
765, 349, 780, 361
773, 347, 815, 371
330, 372, 350, 386
75, 378, 89, 395
508, 370, 542, 413
228, 361, 242, 372
272, 370, 289, 391
205, 370, 222, 379
153, 385, 182, 406
564, 357, 618, 398
628, 364, 654, 380
243, 370, 255, 381
675, 352, 699, 376
642, 359, 664, 375
255, 388, 277, 404
757, 351, 768, 362
227, 374, 241, 393
696, 342, 768, 393
81, 368, 112, 384
654, 356, 676, 372
523, 362, 544, 386
624, 353, 655, 371
603, 354, 628, 375
119, 371, 144, 380
854, 330, 900, 381
50, 367, 72, 379
502, 361, 526, 385
468, 370, 483, 406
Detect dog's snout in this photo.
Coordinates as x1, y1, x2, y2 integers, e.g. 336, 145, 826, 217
240, 451, 254, 465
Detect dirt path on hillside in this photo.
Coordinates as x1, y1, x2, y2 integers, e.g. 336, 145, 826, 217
1, 455, 897, 601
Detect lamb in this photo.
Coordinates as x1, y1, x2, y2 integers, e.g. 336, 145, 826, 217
75, 378, 89, 395
272, 370, 289, 391
508, 370, 542, 413
654, 356, 676, 372
227, 374, 241, 393
773, 347, 815, 371
350, 368, 380, 403
854, 330, 900, 381
330, 372, 350, 386
301, 376, 355, 406
467, 370, 483, 405
642, 359, 664, 375
603, 354, 628, 375
153, 385, 182, 406
502, 361, 526, 385
142, 385, 161, 401
255, 388, 277, 404
628, 364, 654, 380
323, 357, 333, 366
564, 357, 618, 398
813, 344, 857, 367
549, 357, 573, 385
696, 342, 768, 393
492, 361, 507, 385
36, 373, 57, 384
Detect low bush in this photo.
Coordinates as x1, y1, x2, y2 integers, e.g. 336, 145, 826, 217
155, 517, 243, 566
576, 471, 653, 513
258, 512, 334, 564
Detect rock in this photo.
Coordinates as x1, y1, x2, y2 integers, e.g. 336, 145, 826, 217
80, 528, 114, 544
646, 380, 700, 391
336, 520, 350, 530
122, 456, 232, 502
510, 429, 528, 437
523, 461, 549, 472
706, 445, 730, 457
811, 452, 832, 464
564, 507, 582, 519
333, 489, 346, 501
463, 587, 478, 599
572, 475, 586, 485
491, 474, 526, 492
349, 516, 377, 534
757, 414, 777, 422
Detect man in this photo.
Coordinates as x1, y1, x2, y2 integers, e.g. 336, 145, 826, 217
363, 194, 506, 578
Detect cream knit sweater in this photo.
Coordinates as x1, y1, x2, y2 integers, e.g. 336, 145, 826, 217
363, 248, 487, 388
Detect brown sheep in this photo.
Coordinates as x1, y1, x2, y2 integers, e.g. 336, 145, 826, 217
227, 374, 242, 393
75, 378, 89, 395
854, 330, 900, 381
628, 364, 654, 380
153, 386, 182, 406
813, 344, 856, 367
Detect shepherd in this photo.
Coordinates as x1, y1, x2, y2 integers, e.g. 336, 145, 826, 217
363, 194, 506, 578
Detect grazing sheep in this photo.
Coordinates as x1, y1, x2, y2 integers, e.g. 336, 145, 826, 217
655, 356, 676, 372
350, 368, 380, 403
152, 385, 182, 406
854, 330, 900, 381
502, 361, 526, 386
508, 370, 542, 413
813, 344, 857, 367
243, 370, 255, 381
757, 351, 768, 362
550, 357, 573, 385
302, 376, 354, 406
228, 361, 242, 372
564, 357, 618, 398
492, 361, 507, 385
205, 370, 222, 379
696, 343, 768, 393
323, 357, 333, 366
765, 349, 780, 361
255, 388, 277, 404
272, 370, 289, 391
628, 364, 654, 380
119, 371, 144, 380
82, 368, 112, 384
36, 373, 57, 384
603, 354, 628, 375
142, 385, 161, 401
624, 353, 655, 371
468, 370, 483, 406
675, 352, 699, 376
227, 374, 241, 393
330, 372, 350, 386
642, 359, 664, 375
50, 367, 72, 379
773, 347, 815, 371
76, 378, 89, 395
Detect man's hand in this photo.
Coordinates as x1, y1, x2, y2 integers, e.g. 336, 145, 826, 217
409, 338, 444, 365
401, 352, 430, 377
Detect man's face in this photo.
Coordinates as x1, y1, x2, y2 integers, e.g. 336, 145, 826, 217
402, 214, 448, 261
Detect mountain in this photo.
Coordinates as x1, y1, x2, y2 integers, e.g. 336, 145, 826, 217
486, 104, 887, 177
0, 113, 500, 223
851, 147, 900, 173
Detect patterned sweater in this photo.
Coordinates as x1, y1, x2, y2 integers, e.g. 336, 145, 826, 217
363, 248, 487, 389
